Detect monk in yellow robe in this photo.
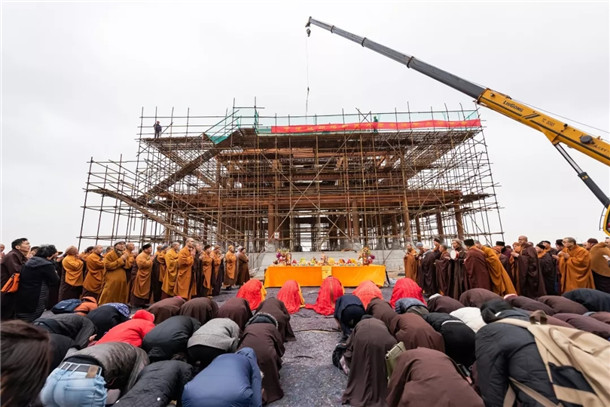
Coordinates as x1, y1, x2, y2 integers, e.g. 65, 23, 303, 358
223, 245, 237, 289
162, 242, 180, 298
98, 242, 128, 305
200, 244, 213, 297
58, 246, 84, 301
403, 243, 418, 282
156, 245, 167, 285
477, 242, 517, 296
131, 243, 153, 307
558, 237, 594, 293
83, 245, 105, 300
175, 238, 195, 299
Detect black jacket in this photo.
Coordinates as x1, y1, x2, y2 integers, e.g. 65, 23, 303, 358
424, 312, 476, 367
34, 313, 96, 349
475, 310, 558, 406
87, 304, 130, 340
115, 360, 193, 407
15, 256, 59, 313
142, 315, 201, 362
563, 288, 610, 312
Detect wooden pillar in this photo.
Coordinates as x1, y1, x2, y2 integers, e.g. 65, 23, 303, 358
267, 203, 275, 242
338, 215, 347, 249
352, 201, 360, 246
402, 197, 412, 241
415, 215, 422, 243
454, 203, 464, 240
436, 210, 445, 240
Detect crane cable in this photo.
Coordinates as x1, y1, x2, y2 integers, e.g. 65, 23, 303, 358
305, 34, 310, 118
514, 98, 609, 138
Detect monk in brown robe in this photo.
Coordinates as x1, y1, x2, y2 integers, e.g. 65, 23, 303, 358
123, 243, 137, 301
217, 297, 253, 330
175, 238, 195, 300
150, 244, 166, 303
557, 237, 594, 293
386, 348, 484, 407
403, 243, 418, 282
342, 317, 397, 407
434, 244, 451, 296
476, 242, 516, 296
156, 245, 168, 295
223, 245, 237, 289
448, 239, 467, 300
419, 238, 441, 295
536, 243, 558, 295
366, 297, 398, 330
589, 237, 610, 293
161, 242, 180, 298
238, 315, 285, 405
211, 245, 224, 296
389, 313, 445, 352
200, 244, 213, 297
463, 239, 490, 291
236, 247, 250, 286
59, 246, 84, 300
512, 235, 545, 298
82, 245, 104, 300
98, 242, 129, 305
131, 243, 153, 307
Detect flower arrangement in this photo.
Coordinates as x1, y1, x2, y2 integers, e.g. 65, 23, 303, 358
275, 248, 292, 266
357, 246, 375, 265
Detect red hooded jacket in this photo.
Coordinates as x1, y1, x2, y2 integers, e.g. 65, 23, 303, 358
96, 309, 155, 347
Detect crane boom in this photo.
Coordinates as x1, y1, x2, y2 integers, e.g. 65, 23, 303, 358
306, 17, 610, 234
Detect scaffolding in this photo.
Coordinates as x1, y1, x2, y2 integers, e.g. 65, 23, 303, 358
78, 104, 504, 252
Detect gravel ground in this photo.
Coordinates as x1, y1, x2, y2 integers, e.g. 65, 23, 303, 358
263, 286, 394, 407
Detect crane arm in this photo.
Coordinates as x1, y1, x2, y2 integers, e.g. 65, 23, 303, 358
306, 17, 610, 167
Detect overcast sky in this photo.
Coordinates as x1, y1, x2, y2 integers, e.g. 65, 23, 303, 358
2, 1, 609, 252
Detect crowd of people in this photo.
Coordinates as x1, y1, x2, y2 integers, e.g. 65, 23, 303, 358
0, 235, 609, 406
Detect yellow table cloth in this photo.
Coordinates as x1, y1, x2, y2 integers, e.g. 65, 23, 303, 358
263, 265, 386, 288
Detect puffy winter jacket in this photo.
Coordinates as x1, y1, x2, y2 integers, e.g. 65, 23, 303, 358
187, 318, 240, 352
87, 304, 130, 340
34, 313, 96, 349
64, 342, 149, 394
97, 309, 155, 347
475, 310, 559, 406
563, 288, 610, 312
115, 360, 193, 407
142, 315, 201, 362
182, 347, 262, 407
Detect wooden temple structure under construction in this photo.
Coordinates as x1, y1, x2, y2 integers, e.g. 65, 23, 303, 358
78, 104, 504, 252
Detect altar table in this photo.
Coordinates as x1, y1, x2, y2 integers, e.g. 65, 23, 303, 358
263, 265, 386, 288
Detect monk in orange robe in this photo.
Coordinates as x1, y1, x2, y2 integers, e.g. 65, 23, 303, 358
558, 237, 594, 293
59, 246, 84, 300
131, 243, 153, 307
83, 245, 105, 300
403, 243, 419, 282
175, 238, 195, 299
98, 242, 128, 305
200, 244, 213, 297
161, 242, 180, 298
477, 242, 516, 296
223, 245, 237, 289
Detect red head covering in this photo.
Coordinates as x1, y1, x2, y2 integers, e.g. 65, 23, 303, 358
276, 280, 305, 314
390, 278, 426, 308
305, 276, 345, 315
237, 279, 267, 310
352, 280, 383, 309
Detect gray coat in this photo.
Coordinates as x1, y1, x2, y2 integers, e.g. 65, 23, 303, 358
187, 318, 240, 352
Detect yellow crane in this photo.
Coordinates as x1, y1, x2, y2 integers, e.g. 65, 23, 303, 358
306, 17, 610, 236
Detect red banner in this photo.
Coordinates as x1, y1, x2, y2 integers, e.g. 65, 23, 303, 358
271, 119, 481, 134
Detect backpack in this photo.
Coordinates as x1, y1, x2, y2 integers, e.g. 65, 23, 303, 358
496, 310, 610, 407
51, 298, 82, 314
